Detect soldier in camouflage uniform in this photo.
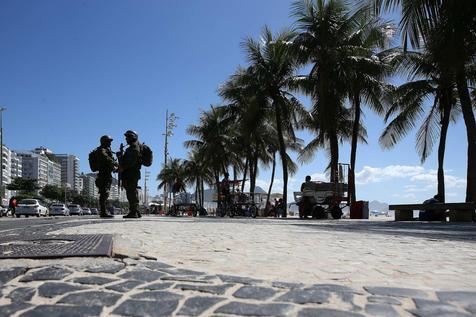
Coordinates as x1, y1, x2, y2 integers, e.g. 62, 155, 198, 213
96, 135, 118, 218
120, 130, 142, 218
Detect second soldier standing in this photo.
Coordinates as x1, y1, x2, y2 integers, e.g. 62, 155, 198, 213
119, 130, 142, 218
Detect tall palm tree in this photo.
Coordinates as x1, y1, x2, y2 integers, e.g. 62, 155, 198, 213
379, 44, 459, 202
373, 0, 476, 202
292, 0, 363, 184
241, 27, 305, 216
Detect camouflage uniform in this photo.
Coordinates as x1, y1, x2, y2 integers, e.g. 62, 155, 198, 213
121, 141, 142, 215
96, 145, 117, 214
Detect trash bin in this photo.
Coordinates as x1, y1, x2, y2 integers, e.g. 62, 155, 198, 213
350, 201, 369, 219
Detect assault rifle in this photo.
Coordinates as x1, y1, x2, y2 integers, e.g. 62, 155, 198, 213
116, 143, 125, 189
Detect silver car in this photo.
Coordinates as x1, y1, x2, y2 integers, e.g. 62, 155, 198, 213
68, 204, 83, 216
50, 203, 70, 216
82, 208, 92, 215
16, 199, 49, 217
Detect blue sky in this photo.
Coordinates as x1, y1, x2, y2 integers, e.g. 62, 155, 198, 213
0, 0, 468, 204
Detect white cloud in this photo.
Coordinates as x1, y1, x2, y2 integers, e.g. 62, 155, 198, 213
355, 165, 424, 185
356, 165, 466, 190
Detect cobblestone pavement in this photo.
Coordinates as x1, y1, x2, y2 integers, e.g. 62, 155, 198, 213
0, 217, 475, 316
1, 257, 476, 316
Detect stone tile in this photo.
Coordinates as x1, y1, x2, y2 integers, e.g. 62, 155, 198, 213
0, 302, 31, 316
215, 302, 294, 317
131, 290, 183, 301
368, 296, 402, 306
113, 299, 179, 317
161, 275, 210, 283
364, 286, 428, 299
437, 291, 476, 304
71, 276, 118, 285
158, 268, 205, 276
19, 266, 72, 282
177, 296, 226, 316
276, 288, 330, 304
140, 282, 174, 291
465, 304, 476, 314
84, 262, 125, 274
365, 304, 399, 317
311, 284, 356, 293
233, 286, 277, 300
298, 308, 365, 317
217, 274, 262, 285
119, 269, 165, 282
412, 298, 471, 317
272, 281, 305, 289
106, 280, 143, 293
142, 261, 174, 270
0, 267, 27, 285
58, 291, 121, 307
19, 305, 102, 317
175, 283, 234, 295
38, 282, 87, 298
414, 298, 458, 310
409, 308, 472, 317
7, 287, 36, 302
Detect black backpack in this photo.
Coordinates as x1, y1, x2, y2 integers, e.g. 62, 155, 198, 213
88, 148, 101, 172
140, 143, 153, 167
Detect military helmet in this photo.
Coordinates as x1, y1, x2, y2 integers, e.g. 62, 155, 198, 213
100, 135, 113, 145
124, 130, 138, 140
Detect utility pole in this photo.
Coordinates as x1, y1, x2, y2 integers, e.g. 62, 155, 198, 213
162, 110, 177, 213
0, 107, 6, 200
144, 170, 150, 207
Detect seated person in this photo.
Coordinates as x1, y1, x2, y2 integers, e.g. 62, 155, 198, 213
300, 175, 315, 192
419, 194, 445, 221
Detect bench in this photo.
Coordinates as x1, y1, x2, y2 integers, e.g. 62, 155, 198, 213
389, 203, 476, 222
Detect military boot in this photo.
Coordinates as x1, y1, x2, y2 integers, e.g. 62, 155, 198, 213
123, 206, 139, 218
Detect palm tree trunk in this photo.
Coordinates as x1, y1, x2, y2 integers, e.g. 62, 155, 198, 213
233, 166, 237, 194
201, 179, 204, 207
349, 94, 361, 205
241, 158, 248, 192
265, 151, 276, 215
329, 132, 339, 185
437, 94, 452, 203
455, 68, 476, 202
274, 100, 288, 217
215, 172, 221, 206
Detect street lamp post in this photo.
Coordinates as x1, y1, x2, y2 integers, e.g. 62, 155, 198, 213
0, 107, 6, 200
162, 110, 177, 213
144, 170, 150, 207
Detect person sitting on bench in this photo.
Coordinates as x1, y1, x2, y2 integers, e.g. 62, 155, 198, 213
419, 194, 445, 221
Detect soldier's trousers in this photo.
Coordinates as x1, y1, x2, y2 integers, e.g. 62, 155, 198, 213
122, 177, 139, 213
96, 174, 112, 213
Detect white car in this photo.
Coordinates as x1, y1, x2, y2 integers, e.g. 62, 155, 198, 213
82, 208, 92, 215
68, 204, 83, 216
50, 203, 70, 216
16, 199, 49, 217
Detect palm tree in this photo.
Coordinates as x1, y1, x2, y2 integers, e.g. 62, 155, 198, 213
157, 158, 188, 205
379, 41, 460, 202
184, 106, 234, 204
373, 0, 476, 202
241, 27, 305, 216
292, 0, 363, 185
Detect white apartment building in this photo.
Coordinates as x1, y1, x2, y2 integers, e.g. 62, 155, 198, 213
53, 154, 81, 193
80, 173, 97, 198
15, 151, 61, 188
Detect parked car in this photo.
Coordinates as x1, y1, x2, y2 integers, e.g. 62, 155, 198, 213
82, 208, 92, 215
68, 204, 83, 216
16, 199, 49, 217
90, 208, 98, 215
50, 203, 70, 216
